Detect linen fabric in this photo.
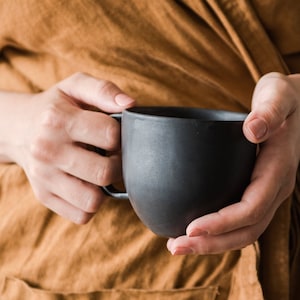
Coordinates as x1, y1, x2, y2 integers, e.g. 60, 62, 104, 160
0, 1, 299, 299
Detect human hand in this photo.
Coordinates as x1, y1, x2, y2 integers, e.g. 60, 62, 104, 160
9, 73, 135, 224
167, 72, 300, 255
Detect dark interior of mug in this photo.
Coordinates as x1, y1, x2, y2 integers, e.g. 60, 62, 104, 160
127, 106, 247, 121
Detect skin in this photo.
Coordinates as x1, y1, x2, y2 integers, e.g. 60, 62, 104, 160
0, 72, 135, 224
0, 71, 299, 255
167, 72, 300, 255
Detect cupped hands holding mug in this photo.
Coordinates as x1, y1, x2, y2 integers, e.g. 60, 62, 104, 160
0, 72, 135, 224
167, 72, 300, 255
0, 71, 299, 255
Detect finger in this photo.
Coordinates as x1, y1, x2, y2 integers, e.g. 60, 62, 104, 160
57, 72, 135, 112
56, 144, 122, 186
168, 175, 294, 255
31, 138, 122, 186
186, 112, 298, 238
167, 215, 271, 255
243, 72, 298, 143
65, 110, 121, 151
186, 141, 282, 237
45, 170, 105, 213
42, 193, 95, 224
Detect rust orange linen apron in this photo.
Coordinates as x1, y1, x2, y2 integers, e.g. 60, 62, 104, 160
0, 1, 299, 299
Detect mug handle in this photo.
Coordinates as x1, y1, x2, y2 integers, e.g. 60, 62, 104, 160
100, 113, 129, 200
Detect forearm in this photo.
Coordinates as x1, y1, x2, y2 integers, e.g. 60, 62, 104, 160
0, 91, 33, 163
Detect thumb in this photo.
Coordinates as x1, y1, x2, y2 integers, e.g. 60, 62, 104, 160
57, 72, 135, 113
243, 72, 298, 143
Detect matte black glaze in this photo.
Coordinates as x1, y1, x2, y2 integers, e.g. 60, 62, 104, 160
103, 107, 256, 238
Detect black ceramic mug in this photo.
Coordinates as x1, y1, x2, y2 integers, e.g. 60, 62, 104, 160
103, 106, 257, 238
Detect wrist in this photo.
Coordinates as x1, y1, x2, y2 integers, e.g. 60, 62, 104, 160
0, 91, 34, 164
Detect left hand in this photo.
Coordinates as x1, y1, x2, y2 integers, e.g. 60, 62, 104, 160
167, 72, 300, 255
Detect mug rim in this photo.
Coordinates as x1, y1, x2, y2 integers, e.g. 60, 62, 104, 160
125, 106, 248, 122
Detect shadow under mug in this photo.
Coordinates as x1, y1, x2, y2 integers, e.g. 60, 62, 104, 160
102, 106, 257, 238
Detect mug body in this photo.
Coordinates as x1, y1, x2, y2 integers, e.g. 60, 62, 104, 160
121, 107, 256, 237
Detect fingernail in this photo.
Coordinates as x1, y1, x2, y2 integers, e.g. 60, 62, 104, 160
248, 118, 268, 139
115, 94, 135, 106
188, 229, 208, 237
172, 247, 195, 255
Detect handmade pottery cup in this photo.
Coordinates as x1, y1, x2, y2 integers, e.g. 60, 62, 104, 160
103, 106, 257, 238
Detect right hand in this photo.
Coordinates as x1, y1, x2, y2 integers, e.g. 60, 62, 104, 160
7, 72, 135, 224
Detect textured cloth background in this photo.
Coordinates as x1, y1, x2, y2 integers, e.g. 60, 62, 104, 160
0, 1, 299, 299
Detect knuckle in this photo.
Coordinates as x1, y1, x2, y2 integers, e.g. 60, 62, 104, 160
41, 104, 65, 130
257, 75, 293, 124
105, 121, 120, 150
96, 159, 113, 186
97, 80, 119, 98
30, 136, 57, 162
267, 103, 285, 123
84, 189, 102, 213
